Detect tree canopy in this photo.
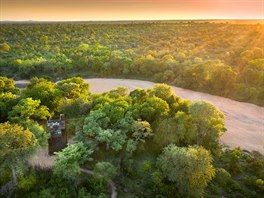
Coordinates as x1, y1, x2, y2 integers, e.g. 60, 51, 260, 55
8, 98, 51, 125
189, 101, 226, 150
0, 122, 36, 160
0, 75, 262, 197
1, 22, 263, 105
157, 144, 215, 197
22, 77, 62, 112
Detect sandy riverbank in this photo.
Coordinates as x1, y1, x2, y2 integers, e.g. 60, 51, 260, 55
16, 78, 264, 154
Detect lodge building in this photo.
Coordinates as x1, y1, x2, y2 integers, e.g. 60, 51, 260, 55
47, 114, 68, 155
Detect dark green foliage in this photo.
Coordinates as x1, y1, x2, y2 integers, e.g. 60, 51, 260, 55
27, 122, 50, 147
59, 97, 91, 119
93, 162, 118, 182
206, 148, 264, 197
54, 142, 93, 180
157, 145, 215, 197
139, 96, 169, 122
15, 168, 108, 198
129, 88, 148, 103
189, 101, 226, 152
153, 111, 196, 150
0, 75, 263, 197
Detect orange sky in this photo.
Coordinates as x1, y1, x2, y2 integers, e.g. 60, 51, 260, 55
1, 0, 263, 21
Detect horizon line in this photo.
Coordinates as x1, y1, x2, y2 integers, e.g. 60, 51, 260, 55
1, 18, 264, 22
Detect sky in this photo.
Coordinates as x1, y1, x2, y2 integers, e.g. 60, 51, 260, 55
1, 0, 264, 21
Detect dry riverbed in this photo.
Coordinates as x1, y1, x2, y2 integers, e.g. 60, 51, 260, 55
16, 78, 264, 154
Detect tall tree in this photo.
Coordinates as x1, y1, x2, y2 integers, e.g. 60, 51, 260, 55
0, 92, 17, 122
157, 145, 215, 197
8, 98, 51, 125
23, 77, 62, 112
0, 76, 17, 93
54, 142, 93, 180
154, 111, 196, 149
149, 83, 173, 102
140, 96, 169, 122
93, 162, 118, 182
56, 77, 90, 99
0, 122, 36, 186
189, 101, 226, 151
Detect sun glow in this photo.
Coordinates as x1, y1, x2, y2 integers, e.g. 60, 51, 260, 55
1, 0, 263, 21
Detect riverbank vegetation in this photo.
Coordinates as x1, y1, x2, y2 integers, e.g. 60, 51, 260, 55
1, 76, 263, 197
1, 22, 264, 105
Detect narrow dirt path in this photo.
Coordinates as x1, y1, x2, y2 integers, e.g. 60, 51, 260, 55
25, 77, 264, 196
80, 168, 117, 198
28, 147, 117, 198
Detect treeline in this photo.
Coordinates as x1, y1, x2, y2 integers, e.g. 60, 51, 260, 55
0, 22, 263, 105
0, 76, 264, 197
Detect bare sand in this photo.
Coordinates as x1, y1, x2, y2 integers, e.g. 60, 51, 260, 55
16, 78, 264, 154
27, 147, 57, 168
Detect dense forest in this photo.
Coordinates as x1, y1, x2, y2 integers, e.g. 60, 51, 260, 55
1, 76, 264, 197
0, 22, 264, 106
